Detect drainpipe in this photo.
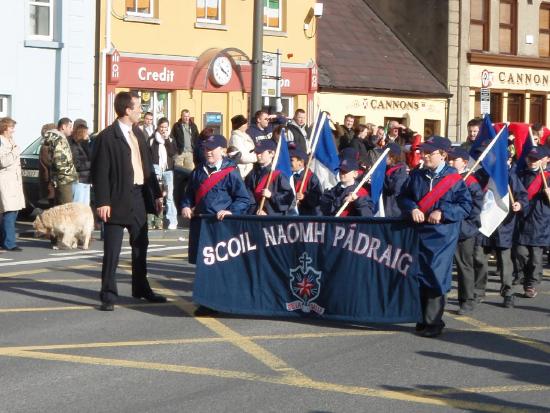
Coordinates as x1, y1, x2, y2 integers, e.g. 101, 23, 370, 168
99, 0, 112, 130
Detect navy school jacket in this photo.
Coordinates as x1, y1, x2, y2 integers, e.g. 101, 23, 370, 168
320, 182, 374, 217
459, 172, 484, 241
181, 158, 251, 215
244, 163, 295, 215
290, 169, 322, 216
398, 164, 472, 294
382, 162, 408, 218
516, 167, 550, 246
475, 168, 528, 249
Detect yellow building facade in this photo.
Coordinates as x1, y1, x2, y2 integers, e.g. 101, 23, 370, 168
98, 0, 318, 136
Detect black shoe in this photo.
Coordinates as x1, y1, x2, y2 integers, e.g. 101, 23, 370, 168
457, 301, 474, 316
420, 324, 444, 338
6, 246, 22, 252
503, 295, 514, 308
132, 292, 167, 303
415, 323, 426, 332
99, 302, 114, 311
194, 305, 218, 317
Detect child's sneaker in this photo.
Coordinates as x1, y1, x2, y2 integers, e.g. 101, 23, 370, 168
524, 287, 537, 298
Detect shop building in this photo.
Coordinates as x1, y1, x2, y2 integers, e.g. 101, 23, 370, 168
98, 1, 318, 137
0, 0, 96, 149
316, 0, 450, 138
364, 0, 550, 141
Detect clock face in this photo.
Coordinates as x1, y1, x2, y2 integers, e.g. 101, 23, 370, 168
211, 56, 233, 86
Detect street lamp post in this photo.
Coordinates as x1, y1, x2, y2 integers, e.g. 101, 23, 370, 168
250, 0, 263, 120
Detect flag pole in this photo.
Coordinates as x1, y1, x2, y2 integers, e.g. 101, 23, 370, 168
463, 122, 510, 181
257, 129, 284, 214
335, 148, 390, 217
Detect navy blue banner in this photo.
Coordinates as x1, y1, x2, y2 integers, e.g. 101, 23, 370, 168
192, 216, 422, 324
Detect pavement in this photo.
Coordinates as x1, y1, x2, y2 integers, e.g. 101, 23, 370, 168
1, 222, 549, 413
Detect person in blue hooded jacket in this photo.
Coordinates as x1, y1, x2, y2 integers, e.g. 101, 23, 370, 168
515, 146, 550, 299
244, 139, 295, 215
181, 134, 250, 219
382, 142, 408, 218
448, 148, 484, 315
399, 136, 472, 338
474, 157, 528, 309
320, 148, 374, 217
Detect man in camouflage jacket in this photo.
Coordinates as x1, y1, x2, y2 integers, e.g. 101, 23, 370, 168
43, 118, 77, 205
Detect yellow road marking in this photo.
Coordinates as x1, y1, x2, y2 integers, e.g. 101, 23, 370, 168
0, 331, 396, 353
1, 350, 543, 413
0, 264, 95, 279
149, 279, 308, 378
0, 302, 173, 314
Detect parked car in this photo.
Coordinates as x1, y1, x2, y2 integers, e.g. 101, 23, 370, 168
20, 136, 48, 217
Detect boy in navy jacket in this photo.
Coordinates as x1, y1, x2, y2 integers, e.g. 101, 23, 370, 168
382, 143, 408, 218
516, 146, 550, 298
399, 136, 472, 337
320, 148, 374, 217
448, 148, 484, 315
289, 147, 322, 216
244, 139, 294, 215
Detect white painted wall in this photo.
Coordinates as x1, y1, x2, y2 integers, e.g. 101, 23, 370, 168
0, 0, 96, 150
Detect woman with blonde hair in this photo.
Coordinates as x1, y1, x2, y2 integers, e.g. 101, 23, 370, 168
0, 117, 26, 251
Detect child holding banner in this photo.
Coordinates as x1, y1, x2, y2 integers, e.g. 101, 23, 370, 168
399, 136, 472, 338
319, 148, 374, 217
245, 139, 294, 215
181, 134, 250, 221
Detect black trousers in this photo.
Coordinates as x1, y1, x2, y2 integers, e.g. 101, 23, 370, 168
100, 186, 151, 304
516, 245, 543, 288
473, 244, 489, 299
454, 237, 476, 303
420, 289, 446, 327
495, 248, 514, 297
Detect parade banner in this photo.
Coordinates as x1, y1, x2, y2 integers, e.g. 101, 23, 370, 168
192, 216, 422, 324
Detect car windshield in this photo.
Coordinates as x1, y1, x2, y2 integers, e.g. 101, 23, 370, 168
21, 137, 43, 156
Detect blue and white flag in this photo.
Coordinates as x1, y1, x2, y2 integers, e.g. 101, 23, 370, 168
274, 129, 292, 179
470, 115, 495, 160
370, 154, 387, 217
478, 125, 510, 237
309, 112, 340, 190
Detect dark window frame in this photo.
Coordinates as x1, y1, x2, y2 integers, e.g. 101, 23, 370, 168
470, 0, 490, 51
499, 0, 517, 55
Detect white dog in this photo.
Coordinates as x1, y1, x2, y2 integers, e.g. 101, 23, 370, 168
33, 202, 94, 249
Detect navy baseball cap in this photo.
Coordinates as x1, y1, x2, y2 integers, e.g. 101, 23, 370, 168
420, 136, 452, 153
254, 139, 277, 153
203, 134, 227, 150
339, 148, 360, 173
526, 146, 548, 160
289, 147, 307, 161
448, 147, 470, 161
386, 142, 402, 156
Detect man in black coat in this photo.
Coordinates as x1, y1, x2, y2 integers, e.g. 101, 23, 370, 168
91, 91, 165, 311
170, 109, 199, 169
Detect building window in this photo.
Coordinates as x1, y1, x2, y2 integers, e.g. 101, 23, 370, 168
499, 0, 517, 55
125, 0, 154, 17
540, 3, 550, 57
264, 0, 282, 31
424, 120, 441, 138
133, 90, 171, 126
29, 0, 53, 40
470, 0, 490, 51
507, 93, 524, 122
0, 95, 10, 118
197, 0, 222, 24
530, 94, 546, 125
